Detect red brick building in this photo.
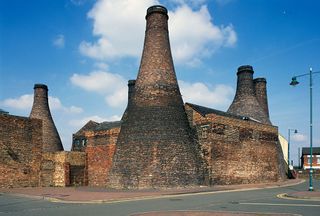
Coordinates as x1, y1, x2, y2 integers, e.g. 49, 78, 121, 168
185, 103, 285, 185
301, 147, 320, 170
72, 121, 121, 186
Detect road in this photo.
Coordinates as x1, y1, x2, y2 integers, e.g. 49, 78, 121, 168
0, 180, 319, 216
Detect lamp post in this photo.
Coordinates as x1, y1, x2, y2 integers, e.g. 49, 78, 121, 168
290, 67, 320, 191
288, 128, 298, 167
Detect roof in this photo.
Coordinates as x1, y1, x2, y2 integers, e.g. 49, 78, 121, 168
302, 147, 320, 155
95, 121, 122, 131
74, 120, 122, 135
74, 120, 99, 136
185, 103, 254, 121
0, 108, 9, 115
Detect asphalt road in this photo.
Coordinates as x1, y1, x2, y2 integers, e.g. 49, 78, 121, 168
0, 180, 319, 216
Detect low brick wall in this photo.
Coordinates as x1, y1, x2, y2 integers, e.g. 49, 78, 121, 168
41, 151, 86, 187
0, 114, 43, 188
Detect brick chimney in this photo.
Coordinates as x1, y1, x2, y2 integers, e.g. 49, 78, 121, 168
30, 84, 64, 152
227, 66, 271, 124
109, 5, 203, 189
121, 79, 136, 121
254, 77, 270, 120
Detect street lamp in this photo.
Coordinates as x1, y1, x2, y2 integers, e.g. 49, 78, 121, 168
288, 128, 298, 167
290, 67, 320, 191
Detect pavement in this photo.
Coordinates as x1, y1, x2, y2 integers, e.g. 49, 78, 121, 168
2, 179, 318, 216
0, 179, 315, 204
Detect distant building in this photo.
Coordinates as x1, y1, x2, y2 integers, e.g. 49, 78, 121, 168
301, 147, 320, 170
278, 133, 288, 165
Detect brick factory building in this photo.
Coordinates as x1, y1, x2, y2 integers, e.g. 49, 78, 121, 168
0, 5, 286, 188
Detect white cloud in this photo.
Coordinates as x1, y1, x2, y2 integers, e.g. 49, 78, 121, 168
94, 62, 109, 70
169, 4, 236, 64
79, 0, 236, 65
79, 0, 158, 60
53, 34, 65, 48
292, 133, 308, 142
69, 114, 121, 127
179, 80, 234, 109
67, 106, 84, 114
1, 94, 33, 110
0, 94, 82, 114
70, 70, 128, 108
105, 87, 127, 107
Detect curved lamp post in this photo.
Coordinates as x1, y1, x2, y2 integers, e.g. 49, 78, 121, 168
290, 67, 320, 191
288, 128, 298, 167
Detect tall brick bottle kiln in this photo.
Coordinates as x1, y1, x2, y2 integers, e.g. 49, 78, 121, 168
108, 5, 203, 189
253, 77, 270, 119
30, 84, 64, 152
227, 65, 271, 124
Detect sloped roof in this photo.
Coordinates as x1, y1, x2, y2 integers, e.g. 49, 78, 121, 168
74, 120, 122, 135
74, 120, 99, 136
0, 108, 9, 115
185, 102, 254, 121
302, 147, 320, 155
95, 121, 122, 131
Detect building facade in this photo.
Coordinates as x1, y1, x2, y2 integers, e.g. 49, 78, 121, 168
301, 147, 320, 170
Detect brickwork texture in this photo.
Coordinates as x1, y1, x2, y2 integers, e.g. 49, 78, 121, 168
186, 103, 286, 185
108, 5, 204, 189
0, 114, 43, 188
30, 84, 63, 152
228, 66, 271, 125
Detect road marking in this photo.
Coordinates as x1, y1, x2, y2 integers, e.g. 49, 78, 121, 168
277, 193, 320, 201
240, 202, 320, 207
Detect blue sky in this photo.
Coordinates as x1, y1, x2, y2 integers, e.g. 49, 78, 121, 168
1, 0, 319, 166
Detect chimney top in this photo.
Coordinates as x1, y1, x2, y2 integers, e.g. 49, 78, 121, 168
34, 84, 48, 90
146, 5, 168, 19
237, 65, 253, 75
254, 77, 267, 83
128, 80, 136, 86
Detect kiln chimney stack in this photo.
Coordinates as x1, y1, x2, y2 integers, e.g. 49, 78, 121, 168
109, 5, 202, 189
227, 65, 271, 124
254, 77, 270, 120
30, 84, 64, 152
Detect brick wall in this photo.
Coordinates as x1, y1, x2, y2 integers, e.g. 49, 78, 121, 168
185, 104, 286, 185
85, 127, 119, 186
40, 151, 86, 187
0, 114, 43, 188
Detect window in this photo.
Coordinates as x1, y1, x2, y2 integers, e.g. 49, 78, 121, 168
201, 125, 209, 139
81, 139, 87, 147
74, 139, 80, 146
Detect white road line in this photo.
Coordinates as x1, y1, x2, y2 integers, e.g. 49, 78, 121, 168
240, 202, 320, 207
